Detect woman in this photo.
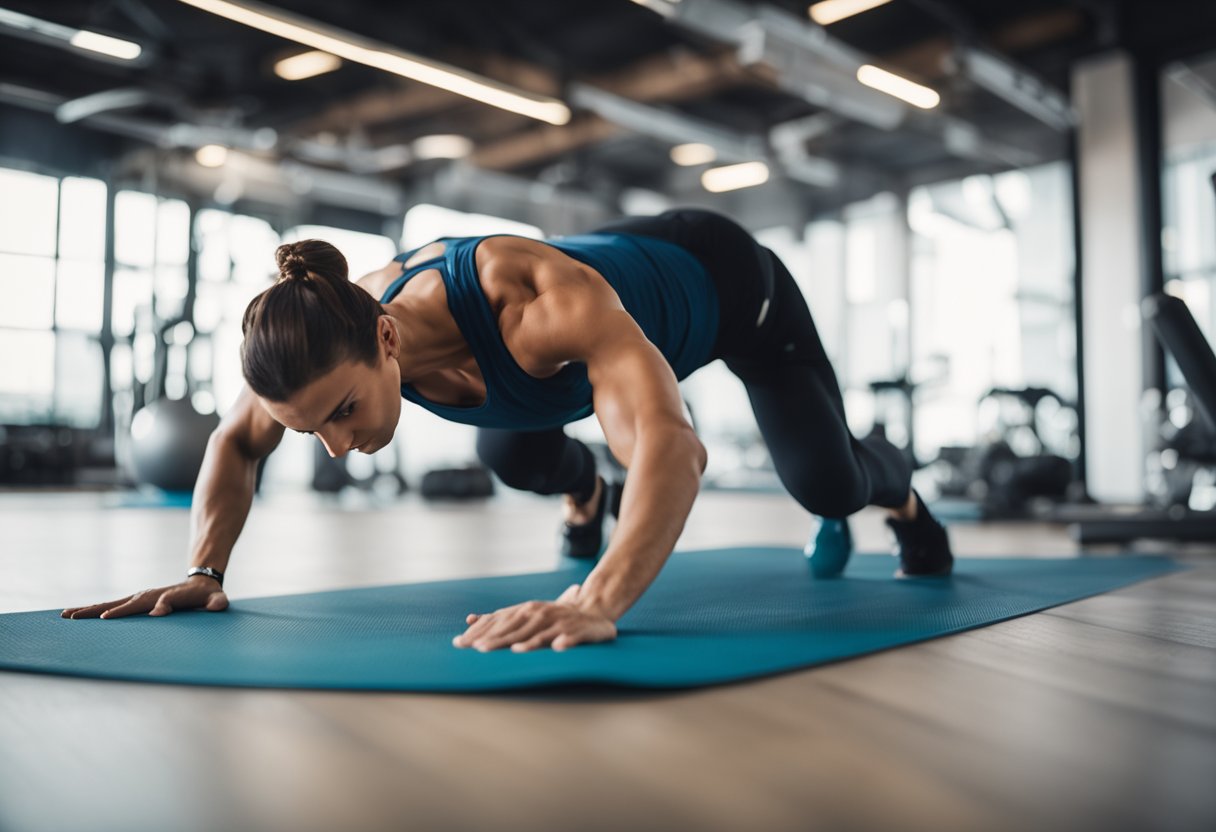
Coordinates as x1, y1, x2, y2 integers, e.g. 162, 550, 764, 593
62, 208, 953, 653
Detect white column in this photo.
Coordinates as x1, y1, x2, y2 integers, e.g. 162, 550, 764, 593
1073, 52, 1146, 502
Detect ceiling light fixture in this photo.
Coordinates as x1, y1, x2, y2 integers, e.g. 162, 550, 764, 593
808, 0, 893, 26
412, 134, 473, 160
274, 50, 341, 80
195, 144, 229, 167
670, 142, 717, 166
176, 0, 571, 125
856, 64, 940, 109
701, 161, 770, 193
68, 30, 143, 60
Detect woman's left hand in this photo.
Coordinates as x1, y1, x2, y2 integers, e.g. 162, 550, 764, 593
453, 584, 617, 653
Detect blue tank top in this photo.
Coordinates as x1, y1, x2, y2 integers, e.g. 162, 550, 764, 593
378, 233, 719, 430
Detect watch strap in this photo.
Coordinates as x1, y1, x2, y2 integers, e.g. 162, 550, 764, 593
186, 566, 224, 587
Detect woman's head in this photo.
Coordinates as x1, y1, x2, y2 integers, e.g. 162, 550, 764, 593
242, 239, 403, 456
241, 239, 382, 400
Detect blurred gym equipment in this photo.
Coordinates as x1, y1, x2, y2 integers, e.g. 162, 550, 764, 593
931, 386, 1079, 519
128, 396, 220, 492
1066, 292, 1216, 543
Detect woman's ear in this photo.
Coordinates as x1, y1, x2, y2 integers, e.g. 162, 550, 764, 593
379, 315, 400, 359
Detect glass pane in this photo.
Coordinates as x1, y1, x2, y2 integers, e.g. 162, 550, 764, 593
0, 329, 54, 423
909, 161, 1077, 464
197, 209, 231, 282
229, 214, 280, 280
0, 168, 58, 256
0, 254, 55, 329
55, 260, 105, 332
194, 281, 223, 333
111, 268, 153, 336
110, 342, 132, 393
188, 336, 213, 389
133, 330, 155, 385
157, 199, 191, 266
58, 177, 107, 261
222, 280, 262, 326
154, 264, 188, 320
115, 190, 157, 267
54, 332, 103, 428
212, 324, 244, 413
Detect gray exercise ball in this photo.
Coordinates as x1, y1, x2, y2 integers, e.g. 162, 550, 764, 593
129, 397, 221, 492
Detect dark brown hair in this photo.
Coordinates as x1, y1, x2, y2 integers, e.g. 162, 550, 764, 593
240, 239, 385, 401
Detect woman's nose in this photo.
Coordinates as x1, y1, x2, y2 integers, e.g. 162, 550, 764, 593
317, 429, 352, 459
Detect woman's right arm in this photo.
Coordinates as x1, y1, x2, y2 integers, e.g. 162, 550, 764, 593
61, 386, 285, 620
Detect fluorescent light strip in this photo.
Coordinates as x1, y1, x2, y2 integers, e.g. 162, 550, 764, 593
808, 0, 893, 26
177, 0, 571, 125
670, 142, 717, 166
628, 0, 681, 18
0, 8, 143, 61
856, 64, 940, 109
412, 134, 473, 160
701, 161, 769, 193
69, 30, 142, 60
274, 50, 341, 80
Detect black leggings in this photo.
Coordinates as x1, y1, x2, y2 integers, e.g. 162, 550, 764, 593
475, 209, 911, 518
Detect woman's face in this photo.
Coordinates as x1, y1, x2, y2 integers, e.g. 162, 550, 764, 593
260, 319, 403, 458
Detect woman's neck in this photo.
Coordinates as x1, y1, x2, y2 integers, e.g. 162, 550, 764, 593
386, 293, 473, 382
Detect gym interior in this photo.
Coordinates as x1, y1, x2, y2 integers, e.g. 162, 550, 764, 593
1, 1, 1214, 830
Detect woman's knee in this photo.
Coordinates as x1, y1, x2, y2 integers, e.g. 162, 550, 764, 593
474, 431, 537, 489
785, 474, 869, 519
475, 429, 592, 495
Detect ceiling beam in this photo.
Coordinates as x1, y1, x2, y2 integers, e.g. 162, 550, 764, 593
470, 48, 757, 172
470, 116, 621, 170
286, 84, 467, 137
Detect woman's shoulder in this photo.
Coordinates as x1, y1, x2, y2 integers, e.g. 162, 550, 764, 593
354, 240, 450, 300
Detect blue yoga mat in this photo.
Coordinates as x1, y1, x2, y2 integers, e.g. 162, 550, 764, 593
0, 548, 1180, 692
105, 489, 193, 509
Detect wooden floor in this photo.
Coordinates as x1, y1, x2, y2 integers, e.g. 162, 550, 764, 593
1, 488, 1213, 832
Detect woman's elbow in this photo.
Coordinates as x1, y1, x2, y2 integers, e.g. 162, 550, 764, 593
672, 427, 707, 477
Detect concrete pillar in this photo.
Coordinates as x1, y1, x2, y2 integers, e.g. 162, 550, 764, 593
1072, 52, 1148, 502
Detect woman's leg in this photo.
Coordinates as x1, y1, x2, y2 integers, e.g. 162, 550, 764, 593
724, 249, 912, 518
475, 427, 598, 503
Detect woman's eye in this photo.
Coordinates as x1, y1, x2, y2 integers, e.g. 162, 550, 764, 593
338, 403, 356, 419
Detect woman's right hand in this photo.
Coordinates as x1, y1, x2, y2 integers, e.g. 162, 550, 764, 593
60, 576, 229, 620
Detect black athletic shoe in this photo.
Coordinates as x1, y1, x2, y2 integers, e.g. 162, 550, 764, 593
560, 476, 610, 560
885, 491, 954, 578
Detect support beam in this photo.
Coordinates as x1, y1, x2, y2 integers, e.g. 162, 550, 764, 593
953, 46, 1077, 132
287, 84, 467, 137
470, 49, 762, 173
1133, 52, 1166, 396
654, 0, 1045, 167
470, 117, 621, 170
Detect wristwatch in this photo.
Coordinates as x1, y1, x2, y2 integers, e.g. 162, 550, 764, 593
186, 566, 225, 587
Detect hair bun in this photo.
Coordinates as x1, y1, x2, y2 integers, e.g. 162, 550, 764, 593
275, 243, 310, 282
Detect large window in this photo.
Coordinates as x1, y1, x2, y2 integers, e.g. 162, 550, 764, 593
1162, 50, 1216, 346
0, 167, 107, 428
1162, 144, 1216, 343
908, 163, 1077, 464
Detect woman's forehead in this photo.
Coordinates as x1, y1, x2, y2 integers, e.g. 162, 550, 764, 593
265, 362, 364, 428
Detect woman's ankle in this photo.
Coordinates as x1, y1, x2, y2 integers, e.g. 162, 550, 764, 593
887, 490, 918, 522
563, 476, 604, 525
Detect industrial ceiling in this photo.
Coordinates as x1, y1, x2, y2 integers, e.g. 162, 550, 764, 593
1, 0, 1213, 229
